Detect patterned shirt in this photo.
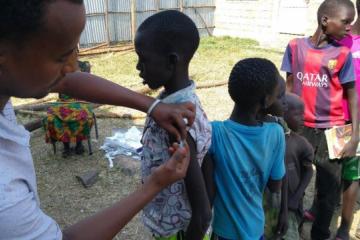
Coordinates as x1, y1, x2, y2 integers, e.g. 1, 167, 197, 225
281, 37, 355, 128
141, 82, 212, 237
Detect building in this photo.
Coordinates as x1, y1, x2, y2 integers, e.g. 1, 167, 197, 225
214, 0, 356, 48
80, 0, 356, 49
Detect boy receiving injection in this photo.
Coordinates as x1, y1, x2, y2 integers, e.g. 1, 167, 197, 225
136, 10, 212, 240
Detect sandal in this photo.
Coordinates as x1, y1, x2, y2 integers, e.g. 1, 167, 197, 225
303, 210, 315, 222
335, 229, 350, 240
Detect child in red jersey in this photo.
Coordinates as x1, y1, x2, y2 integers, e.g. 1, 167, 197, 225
281, 0, 359, 239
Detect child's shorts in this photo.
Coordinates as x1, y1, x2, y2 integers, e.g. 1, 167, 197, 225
211, 234, 264, 240
342, 156, 360, 181
155, 232, 210, 240
263, 188, 281, 239
282, 210, 301, 240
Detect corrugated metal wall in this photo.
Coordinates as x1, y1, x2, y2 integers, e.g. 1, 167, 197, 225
79, 0, 215, 47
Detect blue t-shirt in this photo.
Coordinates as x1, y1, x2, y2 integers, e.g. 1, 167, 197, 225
209, 120, 285, 240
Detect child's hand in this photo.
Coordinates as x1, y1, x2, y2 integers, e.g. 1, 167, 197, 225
151, 102, 195, 141
147, 143, 190, 190
340, 138, 359, 158
288, 195, 300, 211
275, 209, 288, 237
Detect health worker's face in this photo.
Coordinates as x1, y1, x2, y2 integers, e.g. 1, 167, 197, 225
0, 1, 85, 99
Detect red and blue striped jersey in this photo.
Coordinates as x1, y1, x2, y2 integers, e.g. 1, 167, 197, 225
281, 37, 355, 128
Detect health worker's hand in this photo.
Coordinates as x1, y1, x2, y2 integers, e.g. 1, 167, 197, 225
151, 102, 195, 141
147, 143, 190, 190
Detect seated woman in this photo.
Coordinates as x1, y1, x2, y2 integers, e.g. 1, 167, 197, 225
44, 60, 94, 158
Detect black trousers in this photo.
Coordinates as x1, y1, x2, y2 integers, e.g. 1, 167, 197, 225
301, 127, 342, 240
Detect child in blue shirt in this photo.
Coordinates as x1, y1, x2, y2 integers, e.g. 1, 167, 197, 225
203, 58, 286, 240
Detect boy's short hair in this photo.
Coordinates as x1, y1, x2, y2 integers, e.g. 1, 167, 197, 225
0, 0, 83, 44
137, 10, 199, 63
228, 58, 278, 109
317, 0, 354, 25
357, 0, 360, 13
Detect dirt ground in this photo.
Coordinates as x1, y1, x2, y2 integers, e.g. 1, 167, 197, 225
301, 170, 360, 240
28, 85, 360, 239
21, 37, 359, 239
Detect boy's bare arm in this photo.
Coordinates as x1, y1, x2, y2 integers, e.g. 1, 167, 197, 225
286, 73, 294, 92
184, 136, 212, 239
202, 153, 216, 207
276, 175, 288, 237
52, 72, 195, 141
63, 144, 189, 240
267, 178, 282, 193
341, 84, 359, 158
288, 164, 313, 210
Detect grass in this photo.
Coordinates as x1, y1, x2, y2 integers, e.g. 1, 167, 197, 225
79, 36, 285, 91
14, 36, 284, 123
21, 37, 284, 240
12, 36, 284, 108
17, 36, 360, 239
31, 119, 152, 240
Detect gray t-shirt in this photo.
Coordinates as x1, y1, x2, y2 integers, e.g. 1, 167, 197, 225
0, 111, 62, 239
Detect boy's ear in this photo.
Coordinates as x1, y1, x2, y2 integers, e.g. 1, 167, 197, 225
260, 96, 266, 109
321, 15, 328, 28
263, 95, 272, 109
167, 53, 179, 70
